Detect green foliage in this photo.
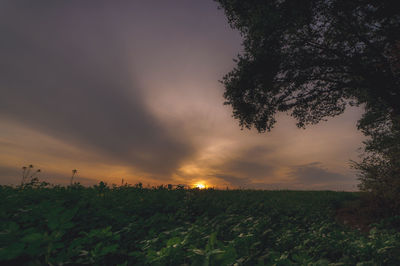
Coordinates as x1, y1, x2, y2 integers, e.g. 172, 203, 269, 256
214, 0, 400, 215
352, 112, 400, 215
1, 184, 400, 265
214, 0, 399, 131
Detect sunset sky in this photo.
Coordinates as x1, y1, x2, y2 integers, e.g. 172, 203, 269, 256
0, 0, 365, 190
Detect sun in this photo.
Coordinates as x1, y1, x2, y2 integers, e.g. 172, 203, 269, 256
194, 183, 206, 189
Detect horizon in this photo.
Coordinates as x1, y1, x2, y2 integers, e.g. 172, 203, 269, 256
0, 0, 365, 191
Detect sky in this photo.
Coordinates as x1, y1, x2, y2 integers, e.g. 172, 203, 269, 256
0, 0, 365, 190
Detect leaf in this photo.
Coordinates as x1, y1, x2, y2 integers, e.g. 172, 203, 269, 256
192, 249, 205, 255
61, 221, 75, 230
216, 245, 237, 265
21, 232, 43, 243
60, 207, 78, 222
47, 207, 78, 230
206, 232, 218, 251
99, 244, 119, 256
0, 242, 25, 260
53, 242, 65, 249
209, 249, 224, 255
166, 237, 181, 248
7, 222, 19, 232
50, 230, 65, 241
47, 214, 59, 231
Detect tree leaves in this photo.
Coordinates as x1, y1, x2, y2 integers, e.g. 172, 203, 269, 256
216, 0, 399, 130
215, 0, 400, 215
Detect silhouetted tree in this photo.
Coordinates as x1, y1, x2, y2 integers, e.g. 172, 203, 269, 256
215, 0, 400, 212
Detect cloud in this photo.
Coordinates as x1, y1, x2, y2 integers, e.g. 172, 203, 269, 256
0, 2, 193, 176
221, 160, 274, 179
213, 173, 293, 190
0, 1, 364, 190
213, 174, 252, 187
0, 165, 20, 185
217, 146, 275, 178
212, 154, 358, 190
288, 162, 358, 190
208, 145, 277, 187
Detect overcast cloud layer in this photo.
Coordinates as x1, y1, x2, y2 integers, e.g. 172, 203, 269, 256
0, 0, 364, 190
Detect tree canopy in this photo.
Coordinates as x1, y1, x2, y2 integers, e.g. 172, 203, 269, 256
215, 0, 399, 132
216, 0, 400, 212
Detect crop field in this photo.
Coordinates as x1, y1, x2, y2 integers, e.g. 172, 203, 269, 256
1, 182, 400, 265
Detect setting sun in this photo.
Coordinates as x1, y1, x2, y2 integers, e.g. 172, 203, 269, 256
194, 183, 206, 189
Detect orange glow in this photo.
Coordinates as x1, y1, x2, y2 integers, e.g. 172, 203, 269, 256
194, 183, 206, 189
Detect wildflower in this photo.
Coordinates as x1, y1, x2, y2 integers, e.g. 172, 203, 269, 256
70, 169, 78, 185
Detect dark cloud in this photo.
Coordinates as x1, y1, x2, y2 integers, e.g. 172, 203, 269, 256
222, 160, 274, 179
213, 173, 290, 190
240, 146, 275, 158
213, 174, 252, 187
0, 1, 194, 175
0, 1, 363, 190
289, 162, 358, 190
213, 159, 358, 190
219, 146, 275, 179
210, 146, 276, 188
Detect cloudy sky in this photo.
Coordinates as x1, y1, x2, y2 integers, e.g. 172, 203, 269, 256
0, 0, 365, 190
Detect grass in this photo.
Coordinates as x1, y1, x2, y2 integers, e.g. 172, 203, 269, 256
1, 181, 400, 265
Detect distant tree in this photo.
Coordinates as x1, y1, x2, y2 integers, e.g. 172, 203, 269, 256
215, 0, 400, 212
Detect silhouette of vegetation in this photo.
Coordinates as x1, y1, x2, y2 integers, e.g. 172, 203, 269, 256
70, 169, 78, 186
20, 165, 41, 187
2, 178, 400, 265
214, 0, 400, 213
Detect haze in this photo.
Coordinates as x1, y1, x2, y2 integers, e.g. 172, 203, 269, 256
0, 0, 365, 190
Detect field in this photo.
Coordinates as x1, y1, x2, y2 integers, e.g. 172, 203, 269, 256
1, 182, 400, 265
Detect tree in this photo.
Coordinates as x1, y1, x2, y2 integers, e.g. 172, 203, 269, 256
215, 0, 400, 212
